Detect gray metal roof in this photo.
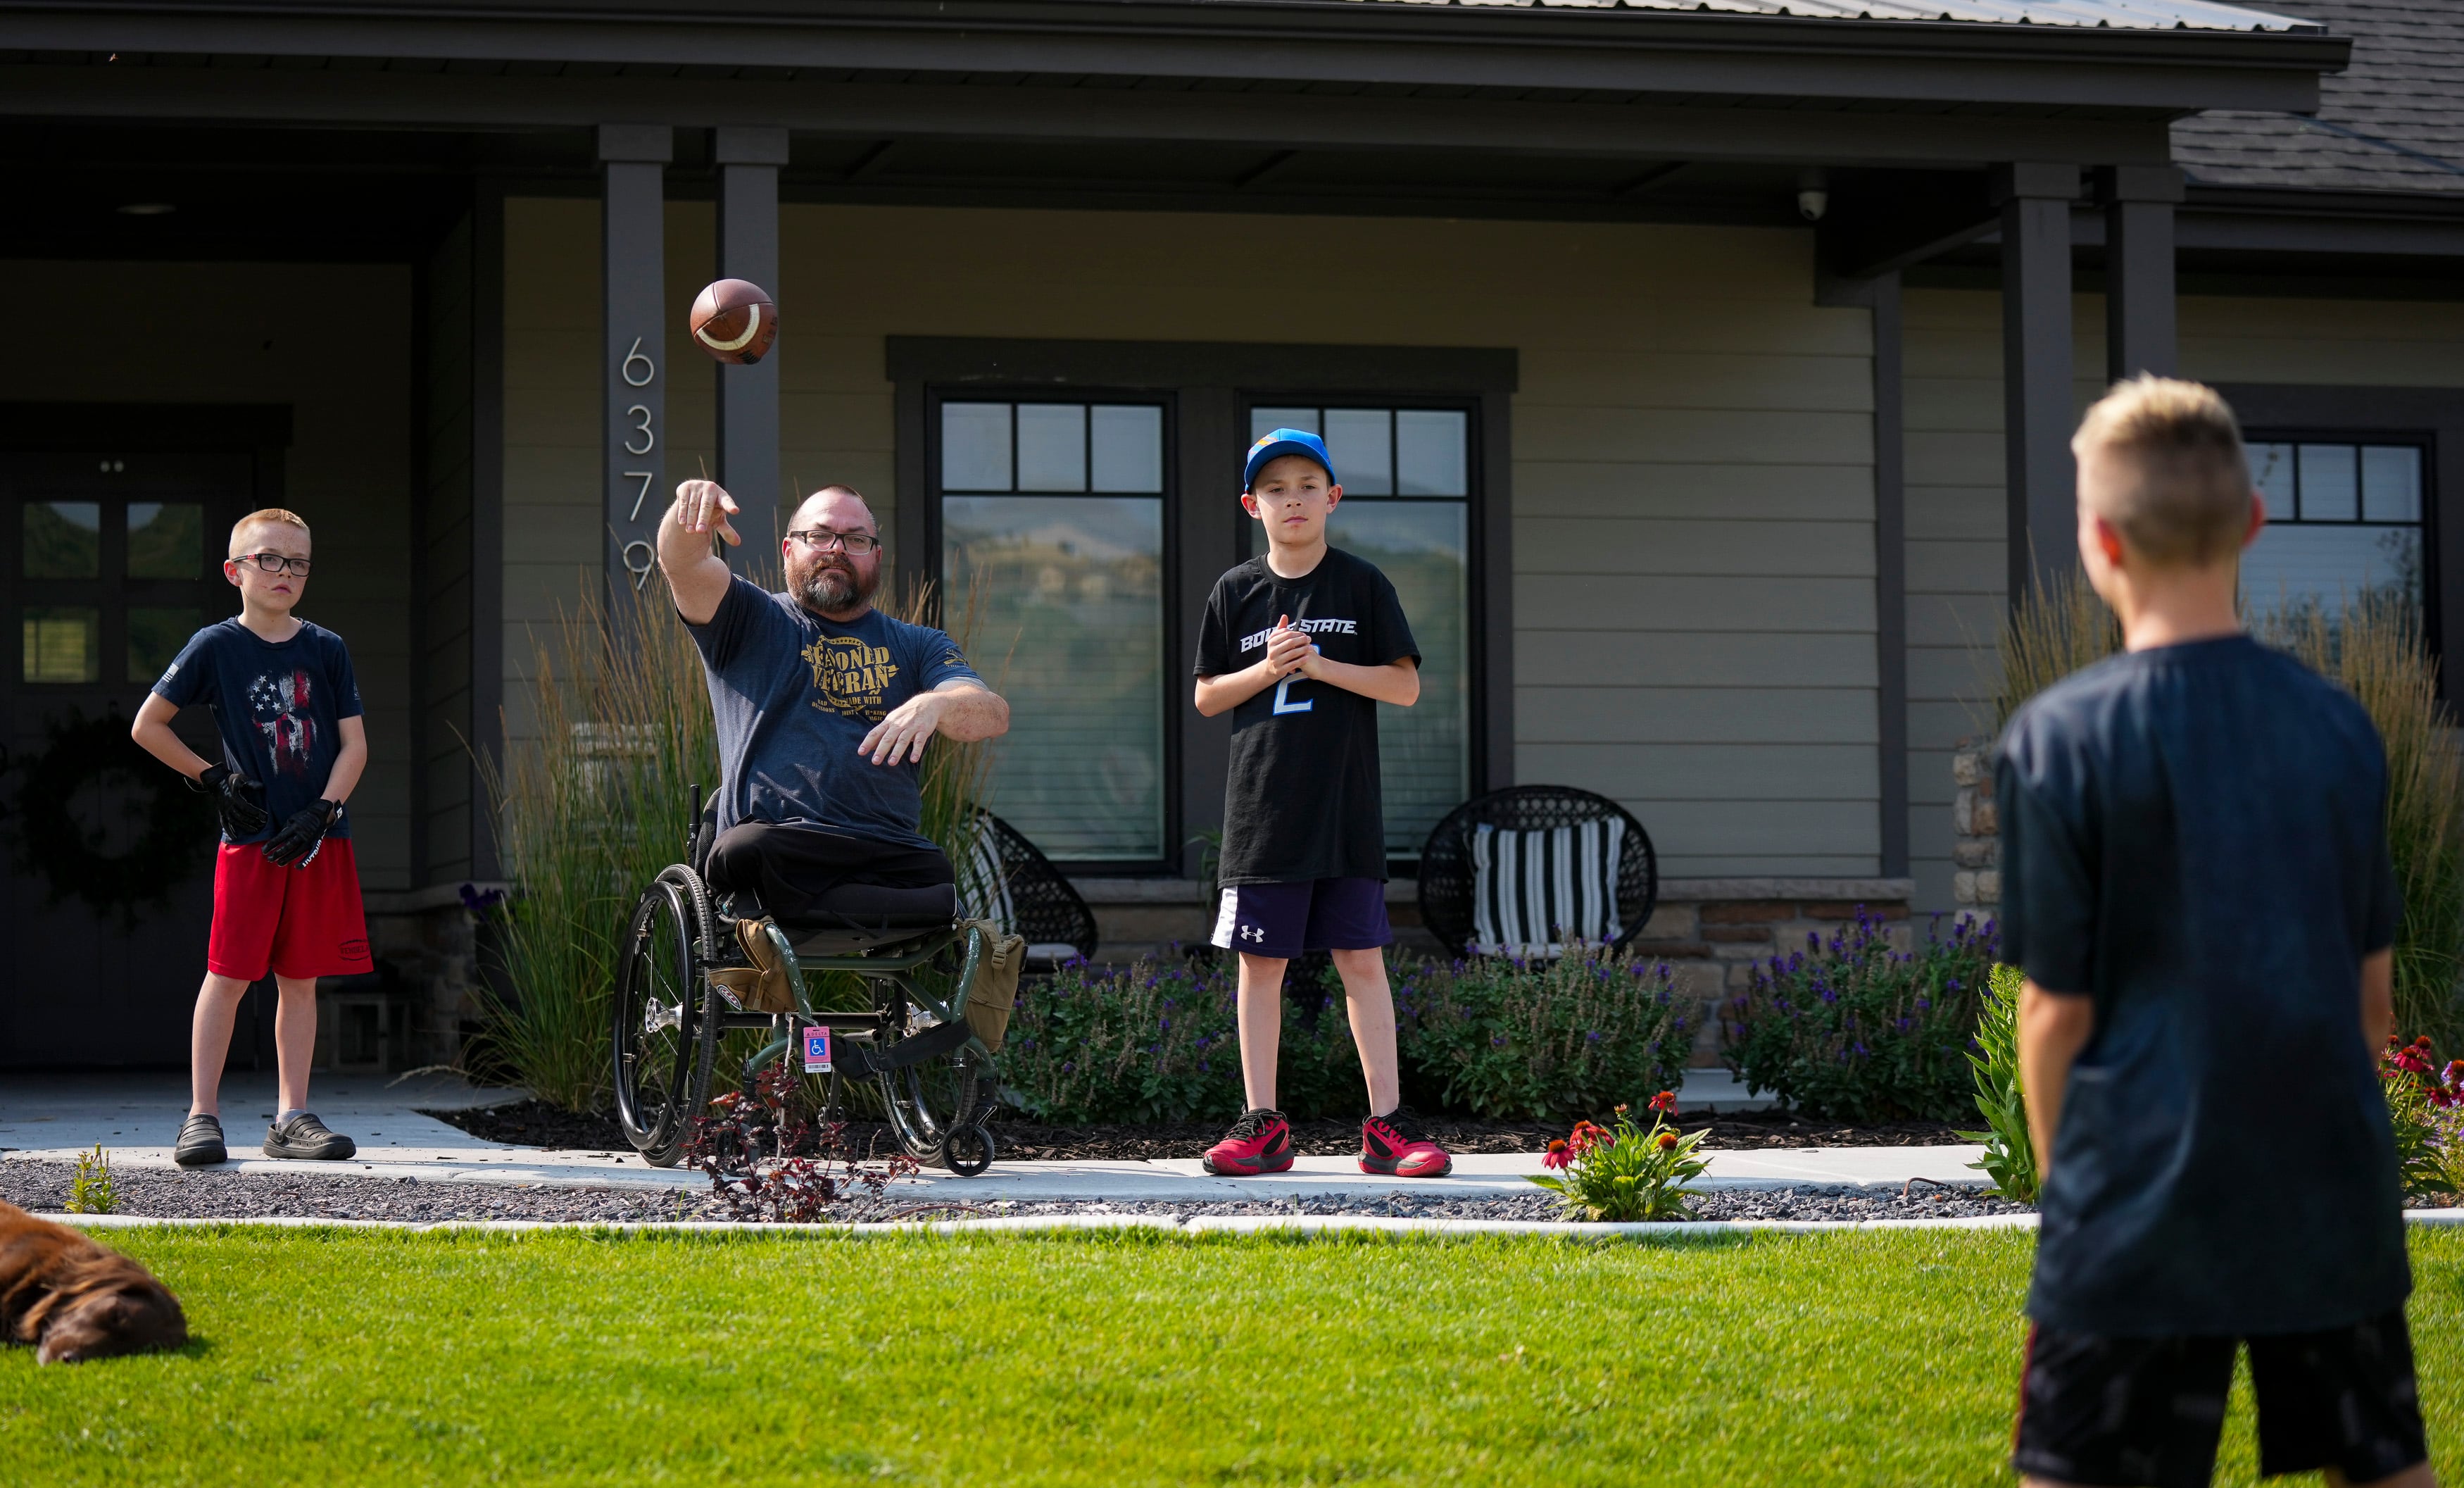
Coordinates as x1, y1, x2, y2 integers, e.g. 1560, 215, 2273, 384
2174, 0, 2464, 194
1364, 0, 2325, 34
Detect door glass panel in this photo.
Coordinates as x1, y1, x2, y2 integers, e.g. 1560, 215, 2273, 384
127, 502, 204, 580
1338, 503, 1469, 858
128, 606, 201, 683
1396, 410, 1469, 496
24, 501, 101, 577
1016, 404, 1088, 492
944, 495, 1164, 859
23, 606, 100, 682
1090, 405, 1163, 493
1323, 409, 1392, 495
941, 404, 1012, 492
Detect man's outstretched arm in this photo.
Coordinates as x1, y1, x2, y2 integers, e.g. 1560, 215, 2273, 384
660, 479, 741, 625
858, 680, 1010, 765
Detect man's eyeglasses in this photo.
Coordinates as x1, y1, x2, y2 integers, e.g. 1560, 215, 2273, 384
786, 529, 880, 555
234, 552, 312, 577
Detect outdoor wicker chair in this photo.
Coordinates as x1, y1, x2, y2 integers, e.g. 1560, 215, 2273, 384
1416, 786, 1657, 957
957, 809, 1100, 966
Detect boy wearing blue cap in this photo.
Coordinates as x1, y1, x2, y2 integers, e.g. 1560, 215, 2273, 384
1192, 429, 1452, 1178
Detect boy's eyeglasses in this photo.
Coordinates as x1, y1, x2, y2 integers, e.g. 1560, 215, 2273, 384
786, 529, 880, 555
235, 553, 312, 576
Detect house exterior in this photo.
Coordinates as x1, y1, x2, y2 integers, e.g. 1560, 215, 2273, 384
2, 0, 2458, 1072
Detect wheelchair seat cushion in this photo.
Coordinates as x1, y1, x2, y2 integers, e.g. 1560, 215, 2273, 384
780, 880, 959, 930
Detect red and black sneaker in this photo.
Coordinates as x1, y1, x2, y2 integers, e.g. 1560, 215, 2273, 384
1361, 1106, 1452, 1177
1202, 1108, 1294, 1176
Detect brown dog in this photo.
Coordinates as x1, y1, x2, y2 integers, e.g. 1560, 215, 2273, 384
0, 1201, 187, 1364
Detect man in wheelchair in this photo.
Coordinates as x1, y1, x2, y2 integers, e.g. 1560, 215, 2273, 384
658, 477, 1010, 1009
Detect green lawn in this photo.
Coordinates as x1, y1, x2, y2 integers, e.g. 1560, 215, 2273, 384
4, 1226, 2456, 1487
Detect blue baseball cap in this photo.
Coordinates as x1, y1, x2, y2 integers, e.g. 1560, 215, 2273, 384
1243, 428, 1337, 492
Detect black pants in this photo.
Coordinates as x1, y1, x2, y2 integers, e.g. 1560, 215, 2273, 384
704, 821, 954, 923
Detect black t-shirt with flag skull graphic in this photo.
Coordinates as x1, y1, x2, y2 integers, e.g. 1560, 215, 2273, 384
153, 618, 363, 844
1195, 548, 1419, 886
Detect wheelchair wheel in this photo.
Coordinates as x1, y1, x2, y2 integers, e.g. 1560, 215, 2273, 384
612, 879, 717, 1168
943, 1125, 995, 1179
872, 982, 991, 1170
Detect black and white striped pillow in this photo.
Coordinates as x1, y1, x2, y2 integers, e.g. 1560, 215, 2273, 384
1468, 819, 1626, 956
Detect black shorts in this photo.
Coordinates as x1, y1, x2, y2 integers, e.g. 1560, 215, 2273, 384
2011, 1308, 2427, 1488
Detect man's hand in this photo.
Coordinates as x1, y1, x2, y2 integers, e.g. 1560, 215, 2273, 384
859, 691, 952, 766
672, 480, 742, 549
190, 763, 269, 839
262, 799, 341, 868
659, 480, 741, 625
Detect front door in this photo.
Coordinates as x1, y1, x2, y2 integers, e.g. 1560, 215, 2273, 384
1, 451, 249, 1068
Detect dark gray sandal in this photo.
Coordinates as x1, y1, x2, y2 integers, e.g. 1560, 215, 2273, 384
263, 1111, 356, 1161
174, 1113, 228, 1167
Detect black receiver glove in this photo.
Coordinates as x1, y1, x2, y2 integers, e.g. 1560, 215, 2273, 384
262, 799, 341, 868
190, 763, 270, 840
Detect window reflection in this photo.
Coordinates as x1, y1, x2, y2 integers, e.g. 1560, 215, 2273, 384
24, 502, 100, 578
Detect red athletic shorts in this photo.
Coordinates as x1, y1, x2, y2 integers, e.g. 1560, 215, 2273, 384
207, 838, 372, 982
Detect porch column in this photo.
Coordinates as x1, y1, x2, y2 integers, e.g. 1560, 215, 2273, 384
1993, 163, 2080, 599
2101, 165, 2182, 382
600, 123, 671, 605
716, 126, 787, 557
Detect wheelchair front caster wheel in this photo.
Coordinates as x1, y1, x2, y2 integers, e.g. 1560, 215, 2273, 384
943, 1125, 995, 1178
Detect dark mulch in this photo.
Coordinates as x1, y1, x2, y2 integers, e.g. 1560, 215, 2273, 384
421, 1099, 1969, 1159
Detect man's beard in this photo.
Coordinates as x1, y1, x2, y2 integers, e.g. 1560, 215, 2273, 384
791, 556, 876, 613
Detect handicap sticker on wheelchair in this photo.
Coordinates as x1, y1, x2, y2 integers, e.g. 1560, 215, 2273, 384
801, 1023, 833, 1074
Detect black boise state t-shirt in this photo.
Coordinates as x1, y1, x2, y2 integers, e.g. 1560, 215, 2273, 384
1997, 634, 2407, 1337
1195, 548, 1417, 885
152, 618, 363, 845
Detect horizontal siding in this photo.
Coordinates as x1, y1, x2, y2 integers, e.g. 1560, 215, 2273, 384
1899, 287, 2464, 911
505, 204, 1880, 878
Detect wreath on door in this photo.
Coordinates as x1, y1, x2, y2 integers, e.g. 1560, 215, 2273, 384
7, 711, 214, 925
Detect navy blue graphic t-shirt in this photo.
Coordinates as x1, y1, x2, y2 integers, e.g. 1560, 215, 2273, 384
686, 577, 980, 850
1997, 634, 2408, 1337
153, 618, 363, 845
1194, 547, 1418, 885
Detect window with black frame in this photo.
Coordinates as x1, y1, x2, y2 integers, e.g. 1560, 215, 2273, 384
2243, 438, 2431, 637
1245, 404, 1471, 863
935, 399, 1168, 863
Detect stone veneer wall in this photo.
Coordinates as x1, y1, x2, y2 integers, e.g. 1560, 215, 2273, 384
1949, 737, 2001, 916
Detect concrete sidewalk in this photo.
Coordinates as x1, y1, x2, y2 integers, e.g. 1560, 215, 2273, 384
1, 1072, 1982, 1202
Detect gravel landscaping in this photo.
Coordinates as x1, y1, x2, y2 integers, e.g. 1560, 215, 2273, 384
0, 1158, 2030, 1226
421, 1098, 1973, 1158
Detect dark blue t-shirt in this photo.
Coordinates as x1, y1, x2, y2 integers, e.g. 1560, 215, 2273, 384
1997, 634, 2407, 1337
151, 618, 363, 845
686, 577, 979, 851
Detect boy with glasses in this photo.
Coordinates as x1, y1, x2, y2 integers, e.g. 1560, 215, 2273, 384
1193, 430, 1451, 1179
132, 508, 369, 1166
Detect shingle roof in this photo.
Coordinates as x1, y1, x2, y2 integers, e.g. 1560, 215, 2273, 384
2174, 0, 2464, 194
1367, 0, 2320, 30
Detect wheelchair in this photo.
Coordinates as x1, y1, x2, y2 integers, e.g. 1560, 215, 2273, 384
610, 786, 1004, 1176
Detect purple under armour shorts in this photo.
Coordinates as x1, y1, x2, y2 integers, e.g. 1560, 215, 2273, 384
1209, 877, 1392, 960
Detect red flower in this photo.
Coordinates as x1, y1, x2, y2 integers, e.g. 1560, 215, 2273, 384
1542, 1139, 1571, 1170
2445, 1060, 2464, 1086
1655, 1130, 1680, 1151
1648, 1090, 1678, 1115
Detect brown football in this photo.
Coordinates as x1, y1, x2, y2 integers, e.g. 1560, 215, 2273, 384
689, 278, 777, 364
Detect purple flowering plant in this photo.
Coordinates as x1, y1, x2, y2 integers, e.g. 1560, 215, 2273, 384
1408, 938, 1693, 1120
1721, 911, 1997, 1123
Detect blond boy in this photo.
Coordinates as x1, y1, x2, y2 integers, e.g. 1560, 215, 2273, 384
132, 509, 368, 1165
1999, 379, 2430, 1488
